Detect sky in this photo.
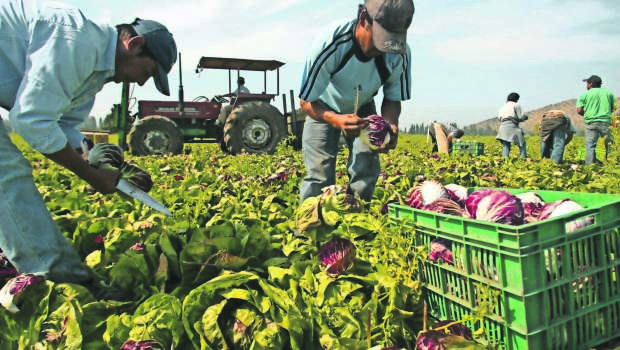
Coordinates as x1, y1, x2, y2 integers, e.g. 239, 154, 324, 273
57, 0, 620, 129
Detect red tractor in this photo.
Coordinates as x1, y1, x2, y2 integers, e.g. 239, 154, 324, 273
117, 55, 302, 156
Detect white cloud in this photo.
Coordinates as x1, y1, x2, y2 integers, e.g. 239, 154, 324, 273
413, 0, 620, 65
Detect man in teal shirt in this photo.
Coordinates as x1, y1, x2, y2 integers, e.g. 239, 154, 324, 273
576, 75, 616, 165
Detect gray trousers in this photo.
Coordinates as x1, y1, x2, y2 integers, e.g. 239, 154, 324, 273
0, 122, 90, 283
300, 103, 380, 203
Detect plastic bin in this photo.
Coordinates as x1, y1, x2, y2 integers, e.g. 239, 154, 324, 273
453, 141, 485, 156
389, 188, 620, 350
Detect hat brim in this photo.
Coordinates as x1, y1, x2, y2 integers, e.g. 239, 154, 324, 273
371, 21, 407, 54
154, 63, 170, 96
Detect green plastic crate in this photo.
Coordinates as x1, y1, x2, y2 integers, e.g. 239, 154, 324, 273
389, 189, 620, 350
453, 141, 485, 156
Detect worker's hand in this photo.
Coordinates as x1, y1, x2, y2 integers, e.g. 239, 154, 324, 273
377, 124, 399, 153
334, 114, 369, 137
86, 167, 121, 194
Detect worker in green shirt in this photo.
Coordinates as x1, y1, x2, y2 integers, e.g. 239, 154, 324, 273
576, 75, 616, 165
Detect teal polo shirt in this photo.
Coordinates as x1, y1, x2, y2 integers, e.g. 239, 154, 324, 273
298, 19, 412, 114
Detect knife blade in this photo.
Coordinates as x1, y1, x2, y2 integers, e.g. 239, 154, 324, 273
116, 178, 172, 216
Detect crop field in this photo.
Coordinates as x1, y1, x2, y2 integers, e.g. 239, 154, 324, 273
1, 132, 620, 349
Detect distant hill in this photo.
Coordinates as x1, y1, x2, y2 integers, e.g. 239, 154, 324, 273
465, 97, 620, 135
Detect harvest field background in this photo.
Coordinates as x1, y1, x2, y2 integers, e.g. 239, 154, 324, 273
1, 132, 620, 349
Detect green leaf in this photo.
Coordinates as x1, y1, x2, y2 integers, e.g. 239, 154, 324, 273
129, 293, 184, 348
85, 250, 102, 268
258, 280, 297, 313
250, 320, 285, 350
109, 251, 152, 292
159, 232, 181, 279
154, 254, 169, 292
181, 284, 221, 349
316, 278, 363, 307
103, 314, 132, 349
201, 300, 228, 349
204, 271, 259, 291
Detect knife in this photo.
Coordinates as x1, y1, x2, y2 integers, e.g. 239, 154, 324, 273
116, 178, 172, 216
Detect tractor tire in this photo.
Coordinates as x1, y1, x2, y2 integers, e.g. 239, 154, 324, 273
223, 101, 286, 154
127, 115, 184, 156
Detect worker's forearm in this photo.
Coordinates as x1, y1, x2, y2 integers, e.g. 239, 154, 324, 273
44, 143, 100, 183
381, 99, 401, 126
44, 143, 120, 193
300, 99, 339, 125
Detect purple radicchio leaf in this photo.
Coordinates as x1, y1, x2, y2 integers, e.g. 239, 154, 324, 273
416, 329, 448, 350
538, 199, 593, 232
130, 243, 146, 251
429, 238, 453, 265
407, 180, 450, 209
318, 238, 356, 276
466, 189, 524, 225
538, 199, 583, 220
423, 199, 465, 217
464, 189, 496, 219
9, 274, 45, 295
416, 319, 474, 350
444, 184, 468, 206
360, 114, 391, 150
523, 201, 544, 223
380, 199, 399, 215
516, 191, 544, 205
120, 340, 163, 350
431, 319, 473, 340
0, 253, 18, 278
267, 169, 287, 181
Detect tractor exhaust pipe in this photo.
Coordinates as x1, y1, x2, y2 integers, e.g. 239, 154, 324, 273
178, 52, 185, 119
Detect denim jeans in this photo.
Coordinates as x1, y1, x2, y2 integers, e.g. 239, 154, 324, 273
541, 124, 567, 163
0, 122, 90, 283
300, 113, 380, 203
500, 140, 526, 158
584, 122, 612, 165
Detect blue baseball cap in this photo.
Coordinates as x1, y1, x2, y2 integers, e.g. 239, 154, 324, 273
132, 18, 177, 96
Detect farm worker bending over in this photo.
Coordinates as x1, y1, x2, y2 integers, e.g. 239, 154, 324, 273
298, 0, 414, 203
428, 121, 464, 154
496, 92, 528, 158
540, 110, 576, 164
0, 0, 176, 298
576, 75, 616, 165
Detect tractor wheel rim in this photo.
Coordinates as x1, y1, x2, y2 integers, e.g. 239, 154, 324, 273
144, 130, 170, 154
242, 118, 271, 149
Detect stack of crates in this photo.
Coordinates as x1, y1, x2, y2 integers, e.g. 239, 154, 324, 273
389, 189, 620, 350
453, 141, 485, 156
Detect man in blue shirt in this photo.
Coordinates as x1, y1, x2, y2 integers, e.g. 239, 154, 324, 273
0, 0, 176, 297
298, 0, 414, 203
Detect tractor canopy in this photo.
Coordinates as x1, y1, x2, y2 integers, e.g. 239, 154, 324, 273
196, 56, 285, 96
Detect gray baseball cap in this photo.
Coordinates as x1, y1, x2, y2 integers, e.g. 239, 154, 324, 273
364, 0, 415, 54
132, 19, 177, 96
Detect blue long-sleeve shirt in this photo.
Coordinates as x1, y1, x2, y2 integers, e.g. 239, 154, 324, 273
0, 0, 117, 153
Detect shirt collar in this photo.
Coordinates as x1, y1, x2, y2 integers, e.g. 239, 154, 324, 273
95, 27, 117, 79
